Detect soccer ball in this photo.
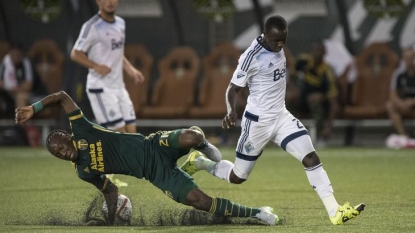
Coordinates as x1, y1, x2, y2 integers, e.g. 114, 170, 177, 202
102, 194, 133, 224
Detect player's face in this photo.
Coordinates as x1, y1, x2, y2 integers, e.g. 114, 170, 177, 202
48, 135, 78, 161
263, 28, 287, 53
97, 0, 118, 15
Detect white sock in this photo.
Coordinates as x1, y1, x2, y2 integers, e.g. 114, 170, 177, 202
195, 156, 233, 182
322, 195, 339, 217
305, 164, 339, 217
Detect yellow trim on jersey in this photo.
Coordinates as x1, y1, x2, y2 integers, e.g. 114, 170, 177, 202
71, 162, 77, 173
93, 125, 116, 133
69, 112, 83, 121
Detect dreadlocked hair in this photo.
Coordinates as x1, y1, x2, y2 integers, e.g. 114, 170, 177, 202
46, 129, 70, 147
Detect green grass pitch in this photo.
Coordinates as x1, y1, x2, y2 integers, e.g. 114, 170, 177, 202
0, 146, 414, 232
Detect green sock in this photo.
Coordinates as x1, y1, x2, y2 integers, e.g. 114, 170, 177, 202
209, 197, 261, 217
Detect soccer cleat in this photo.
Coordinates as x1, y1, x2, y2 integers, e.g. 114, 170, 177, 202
330, 202, 365, 225
190, 126, 222, 162
180, 150, 204, 176
254, 206, 279, 226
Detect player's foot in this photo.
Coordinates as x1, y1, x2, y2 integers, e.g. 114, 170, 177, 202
190, 126, 222, 162
254, 206, 279, 226
330, 202, 365, 225
107, 174, 128, 187
180, 150, 204, 176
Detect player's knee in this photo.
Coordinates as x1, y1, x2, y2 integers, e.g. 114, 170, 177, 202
302, 151, 320, 167
179, 129, 204, 148
229, 170, 246, 184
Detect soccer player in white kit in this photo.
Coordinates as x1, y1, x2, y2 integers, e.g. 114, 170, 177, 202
181, 15, 365, 225
71, 0, 145, 187
71, 0, 144, 133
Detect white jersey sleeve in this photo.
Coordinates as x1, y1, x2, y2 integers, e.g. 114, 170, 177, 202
231, 56, 259, 87
73, 17, 99, 53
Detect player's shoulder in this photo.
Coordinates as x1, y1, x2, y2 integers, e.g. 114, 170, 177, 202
82, 14, 101, 26
115, 15, 125, 24
238, 36, 263, 65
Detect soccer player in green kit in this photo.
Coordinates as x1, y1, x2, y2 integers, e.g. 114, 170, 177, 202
15, 90, 279, 226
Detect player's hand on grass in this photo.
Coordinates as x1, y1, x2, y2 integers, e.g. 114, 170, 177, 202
85, 219, 108, 226
15, 106, 34, 124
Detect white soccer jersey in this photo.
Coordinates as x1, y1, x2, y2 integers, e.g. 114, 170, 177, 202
73, 14, 125, 89
231, 35, 287, 121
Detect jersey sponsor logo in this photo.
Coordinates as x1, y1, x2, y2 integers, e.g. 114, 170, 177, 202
89, 140, 105, 172
84, 167, 90, 173
268, 62, 274, 68
244, 142, 254, 153
273, 68, 286, 81
111, 38, 124, 50
77, 139, 88, 150
237, 72, 245, 79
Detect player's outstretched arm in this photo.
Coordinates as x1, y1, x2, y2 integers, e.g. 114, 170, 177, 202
85, 181, 118, 226
15, 91, 79, 124
102, 181, 119, 225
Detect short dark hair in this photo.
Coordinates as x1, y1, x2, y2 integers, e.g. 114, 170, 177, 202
264, 15, 287, 32
46, 129, 70, 148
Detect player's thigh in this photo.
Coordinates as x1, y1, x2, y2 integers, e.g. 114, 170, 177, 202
274, 109, 315, 162
234, 112, 273, 179
158, 129, 190, 160
118, 88, 136, 122
86, 89, 124, 127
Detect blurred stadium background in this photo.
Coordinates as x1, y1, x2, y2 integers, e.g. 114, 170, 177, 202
0, 0, 415, 147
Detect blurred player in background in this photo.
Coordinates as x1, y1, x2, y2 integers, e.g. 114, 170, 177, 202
181, 15, 365, 225
386, 48, 415, 137
295, 42, 339, 147
71, 0, 145, 187
15, 90, 279, 226
0, 42, 33, 117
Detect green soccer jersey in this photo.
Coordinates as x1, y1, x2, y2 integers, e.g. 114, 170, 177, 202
67, 109, 197, 203
68, 109, 151, 190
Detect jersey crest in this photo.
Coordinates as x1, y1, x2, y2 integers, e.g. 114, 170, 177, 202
77, 139, 88, 150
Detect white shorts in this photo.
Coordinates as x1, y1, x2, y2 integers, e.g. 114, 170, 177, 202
233, 108, 315, 179
87, 87, 136, 130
